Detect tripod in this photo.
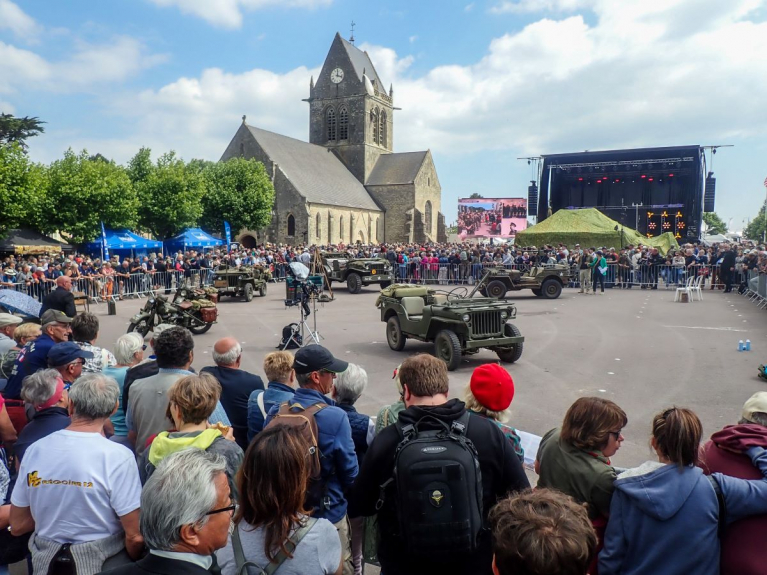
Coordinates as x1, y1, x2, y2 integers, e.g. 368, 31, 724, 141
283, 289, 323, 350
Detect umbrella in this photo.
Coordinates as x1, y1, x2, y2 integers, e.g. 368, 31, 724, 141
0, 289, 42, 318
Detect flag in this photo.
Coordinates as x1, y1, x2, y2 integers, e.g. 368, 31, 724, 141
100, 221, 109, 260
224, 221, 231, 253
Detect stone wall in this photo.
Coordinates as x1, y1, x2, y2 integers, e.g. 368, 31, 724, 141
308, 203, 383, 245
413, 151, 442, 242
365, 183, 416, 243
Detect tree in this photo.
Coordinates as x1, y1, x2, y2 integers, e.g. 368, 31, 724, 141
200, 158, 275, 235
469, 192, 484, 199
0, 113, 45, 151
45, 149, 137, 244
702, 212, 727, 235
0, 143, 47, 235
744, 201, 767, 242
134, 151, 204, 239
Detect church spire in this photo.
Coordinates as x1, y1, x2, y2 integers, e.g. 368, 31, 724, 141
389, 84, 393, 98
310, 75, 314, 91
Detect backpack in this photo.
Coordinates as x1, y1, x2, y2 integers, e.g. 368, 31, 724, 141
377, 412, 484, 558
265, 401, 330, 512
278, 324, 301, 349
231, 517, 318, 575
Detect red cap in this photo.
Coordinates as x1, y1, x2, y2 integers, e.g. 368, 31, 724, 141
470, 363, 514, 411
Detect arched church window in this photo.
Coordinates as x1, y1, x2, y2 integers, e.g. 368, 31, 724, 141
424, 201, 433, 232
316, 213, 321, 238
339, 215, 344, 241
239, 142, 245, 157
287, 214, 296, 237
375, 217, 380, 241
379, 111, 387, 147
371, 108, 379, 145
326, 107, 336, 142
339, 106, 349, 140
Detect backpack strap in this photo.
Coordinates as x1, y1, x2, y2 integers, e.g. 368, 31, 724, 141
256, 391, 267, 420
707, 475, 727, 538
232, 524, 267, 575
232, 518, 318, 575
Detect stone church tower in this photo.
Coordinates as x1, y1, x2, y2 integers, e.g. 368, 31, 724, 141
307, 33, 394, 185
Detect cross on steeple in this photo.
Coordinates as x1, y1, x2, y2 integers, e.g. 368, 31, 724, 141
350, 21, 356, 44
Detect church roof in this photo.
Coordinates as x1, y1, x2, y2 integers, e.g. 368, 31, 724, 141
245, 124, 381, 211
366, 151, 428, 186
338, 34, 384, 88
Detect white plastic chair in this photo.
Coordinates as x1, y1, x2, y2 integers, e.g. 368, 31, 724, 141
674, 276, 694, 303
690, 274, 703, 301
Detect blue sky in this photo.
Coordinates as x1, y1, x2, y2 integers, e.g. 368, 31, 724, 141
2, 0, 767, 231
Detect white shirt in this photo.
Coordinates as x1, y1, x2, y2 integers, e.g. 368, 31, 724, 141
11, 429, 141, 543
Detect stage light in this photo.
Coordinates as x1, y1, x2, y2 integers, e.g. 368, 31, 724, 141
578, 177, 584, 181
615, 179, 620, 183
641, 175, 646, 179
648, 177, 654, 182
669, 173, 674, 177
597, 180, 602, 184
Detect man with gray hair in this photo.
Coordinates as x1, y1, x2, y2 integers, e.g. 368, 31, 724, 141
10, 373, 143, 574
201, 337, 264, 451
100, 449, 232, 575
699, 391, 767, 574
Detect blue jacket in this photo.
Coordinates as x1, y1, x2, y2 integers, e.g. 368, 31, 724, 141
336, 402, 371, 465
265, 387, 358, 523
600, 447, 767, 575
247, 381, 295, 442
4, 333, 55, 399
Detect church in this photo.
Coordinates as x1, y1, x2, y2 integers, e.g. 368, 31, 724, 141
221, 32, 447, 246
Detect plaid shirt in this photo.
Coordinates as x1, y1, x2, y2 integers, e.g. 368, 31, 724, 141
75, 341, 117, 373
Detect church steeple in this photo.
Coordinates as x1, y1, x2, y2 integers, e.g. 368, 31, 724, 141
307, 32, 393, 184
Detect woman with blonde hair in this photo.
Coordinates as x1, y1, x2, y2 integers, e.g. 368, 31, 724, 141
600, 407, 767, 575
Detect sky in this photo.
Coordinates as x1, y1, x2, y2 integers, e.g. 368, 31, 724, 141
2, 0, 767, 232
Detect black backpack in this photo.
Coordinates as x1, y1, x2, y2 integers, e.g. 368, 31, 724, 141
278, 323, 301, 349
378, 412, 484, 558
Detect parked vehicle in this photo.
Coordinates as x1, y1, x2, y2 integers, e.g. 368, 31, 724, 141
127, 287, 217, 336
318, 252, 394, 294
211, 265, 268, 301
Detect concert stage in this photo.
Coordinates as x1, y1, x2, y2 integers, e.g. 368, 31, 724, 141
536, 145, 706, 241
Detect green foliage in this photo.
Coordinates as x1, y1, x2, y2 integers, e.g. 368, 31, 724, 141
702, 212, 727, 235
744, 202, 767, 242
469, 192, 484, 198
0, 113, 45, 151
200, 158, 275, 235
134, 150, 204, 239
0, 143, 47, 235
45, 149, 138, 244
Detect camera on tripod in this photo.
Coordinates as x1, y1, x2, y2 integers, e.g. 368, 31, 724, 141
284, 262, 322, 315
279, 262, 324, 350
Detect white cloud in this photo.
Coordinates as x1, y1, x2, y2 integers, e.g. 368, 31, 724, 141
490, 0, 592, 14
0, 0, 41, 40
147, 0, 333, 29
409, 35, 418, 43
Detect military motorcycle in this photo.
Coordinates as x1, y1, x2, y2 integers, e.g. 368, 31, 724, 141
127, 288, 218, 337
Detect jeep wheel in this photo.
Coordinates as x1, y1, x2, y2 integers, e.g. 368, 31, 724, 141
386, 316, 406, 351
434, 329, 462, 371
541, 278, 562, 299
244, 283, 254, 302
531, 288, 543, 297
258, 283, 267, 297
479, 287, 488, 297
347, 273, 362, 294
486, 280, 507, 299
380, 280, 391, 289
496, 323, 523, 364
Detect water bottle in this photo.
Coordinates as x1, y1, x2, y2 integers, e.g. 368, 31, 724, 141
738, 340, 744, 351
746, 340, 752, 351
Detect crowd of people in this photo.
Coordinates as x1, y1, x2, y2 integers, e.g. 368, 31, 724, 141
1, 303, 767, 574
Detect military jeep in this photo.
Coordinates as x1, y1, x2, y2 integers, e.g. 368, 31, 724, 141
377, 284, 524, 371
211, 265, 268, 302
472, 264, 570, 300
318, 253, 394, 294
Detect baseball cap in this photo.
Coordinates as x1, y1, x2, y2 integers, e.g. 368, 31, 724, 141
47, 342, 93, 367
742, 392, 767, 423
0, 313, 22, 327
41, 309, 73, 325
470, 363, 515, 412
293, 345, 348, 374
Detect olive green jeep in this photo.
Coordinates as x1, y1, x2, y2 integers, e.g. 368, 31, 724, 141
211, 265, 268, 302
377, 284, 524, 370
318, 252, 394, 294
472, 264, 570, 299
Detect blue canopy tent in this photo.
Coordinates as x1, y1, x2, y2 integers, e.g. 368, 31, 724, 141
164, 228, 224, 253
84, 229, 162, 258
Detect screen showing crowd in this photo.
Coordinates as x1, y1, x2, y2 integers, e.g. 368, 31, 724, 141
457, 198, 528, 239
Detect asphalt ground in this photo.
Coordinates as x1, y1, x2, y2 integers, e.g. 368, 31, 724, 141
91, 281, 767, 470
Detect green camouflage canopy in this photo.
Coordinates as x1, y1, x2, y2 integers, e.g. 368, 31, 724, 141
515, 208, 679, 255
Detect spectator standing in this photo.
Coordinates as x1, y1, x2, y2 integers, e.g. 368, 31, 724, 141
72, 312, 117, 373
720, 243, 737, 293
599, 407, 767, 575
351, 354, 529, 575
13, 369, 70, 467
121, 323, 175, 416
103, 333, 144, 446
10, 373, 143, 574
0, 314, 21, 356
698, 392, 767, 575
247, 351, 297, 441
100, 450, 233, 575
374, 364, 405, 433
201, 337, 264, 451
590, 250, 607, 294
464, 363, 524, 463
216, 426, 343, 575
137, 373, 243, 489
264, 345, 357, 575
39, 275, 76, 318
490, 489, 597, 575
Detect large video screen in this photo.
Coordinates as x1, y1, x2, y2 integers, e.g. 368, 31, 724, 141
457, 198, 527, 239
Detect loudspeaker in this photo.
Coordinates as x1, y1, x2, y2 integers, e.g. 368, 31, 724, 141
704, 175, 716, 213
528, 182, 538, 217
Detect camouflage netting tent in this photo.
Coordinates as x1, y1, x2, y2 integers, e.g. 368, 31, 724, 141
515, 208, 679, 255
